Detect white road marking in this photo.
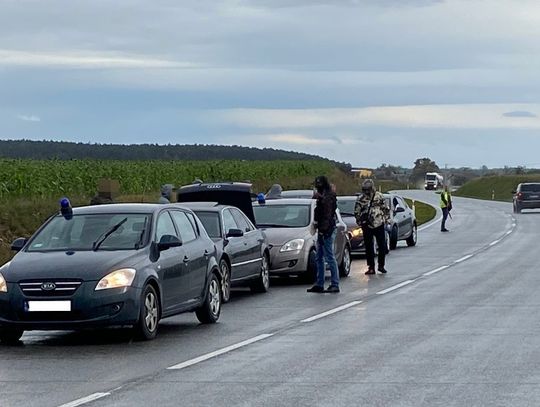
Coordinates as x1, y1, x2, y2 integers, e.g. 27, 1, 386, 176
489, 239, 501, 246
168, 334, 275, 370
301, 301, 363, 323
506, 230, 512, 236
377, 280, 416, 295
454, 254, 473, 263
418, 216, 443, 231
423, 265, 449, 276
57, 393, 111, 407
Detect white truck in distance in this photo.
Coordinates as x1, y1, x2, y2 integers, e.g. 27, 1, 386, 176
424, 172, 444, 190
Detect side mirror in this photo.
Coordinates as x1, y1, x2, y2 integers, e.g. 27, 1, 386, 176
11, 237, 28, 252
226, 228, 244, 238
157, 234, 182, 251
394, 206, 405, 213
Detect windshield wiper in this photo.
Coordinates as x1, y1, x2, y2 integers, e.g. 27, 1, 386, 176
134, 218, 148, 250
92, 218, 128, 251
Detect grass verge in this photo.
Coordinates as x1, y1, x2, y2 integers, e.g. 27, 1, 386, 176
455, 175, 540, 202
404, 199, 437, 226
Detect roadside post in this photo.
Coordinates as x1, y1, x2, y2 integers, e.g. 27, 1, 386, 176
492, 190, 495, 200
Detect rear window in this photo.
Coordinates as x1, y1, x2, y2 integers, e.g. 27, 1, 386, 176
253, 204, 311, 228
194, 211, 222, 238
521, 184, 540, 192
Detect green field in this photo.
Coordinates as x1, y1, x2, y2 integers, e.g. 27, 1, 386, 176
455, 175, 540, 202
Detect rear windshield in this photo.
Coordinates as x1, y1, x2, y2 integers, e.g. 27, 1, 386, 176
521, 184, 540, 192
194, 211, 222, 238
253, 204, 311, 228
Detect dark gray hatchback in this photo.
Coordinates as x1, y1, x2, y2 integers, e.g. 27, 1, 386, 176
513, 183, 540, 213
0, 203, 222, 343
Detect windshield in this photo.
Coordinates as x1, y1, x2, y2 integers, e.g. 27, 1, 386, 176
426, 175, 436, 181
194, 211, 222, 238
253, 204, 311, 228
27, 213, 150, 252
337, 199, 356, 216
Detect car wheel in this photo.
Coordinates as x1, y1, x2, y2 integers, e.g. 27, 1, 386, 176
302, 249, 317, 283
389, 226, 398, 250
339, 245, 351, 277
196, 272, 221, 324
0, 328, 24, 344
220, 259, 232, 303
251, 253, 270, 293
406, 224, 417, 247
134, 284, 160, 341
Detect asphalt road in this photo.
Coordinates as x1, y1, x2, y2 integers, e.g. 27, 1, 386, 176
3, 191, 539, 407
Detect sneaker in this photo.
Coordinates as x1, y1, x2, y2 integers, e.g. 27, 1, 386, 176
307, 285, 324, 293
378, 267, 388, 274
365, 268, 376, 275
441, 228, 449, 232
325, 285, 340, 293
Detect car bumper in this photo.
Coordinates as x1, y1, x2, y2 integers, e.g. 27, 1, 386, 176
516, 200, 540, 209
350, 236, 366, 253
267, 246, 310, 275
0, 282, 141, 331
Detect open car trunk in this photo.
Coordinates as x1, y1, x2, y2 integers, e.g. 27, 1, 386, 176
177, 182, 257, 226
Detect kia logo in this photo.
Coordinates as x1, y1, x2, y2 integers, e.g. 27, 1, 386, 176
41, 282, 56, 291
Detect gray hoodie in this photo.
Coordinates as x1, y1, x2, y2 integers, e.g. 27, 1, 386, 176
158, 184, 174, 204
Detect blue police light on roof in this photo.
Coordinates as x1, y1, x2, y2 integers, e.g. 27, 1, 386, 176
257, 193, 266, 205
60, 197, 73, 220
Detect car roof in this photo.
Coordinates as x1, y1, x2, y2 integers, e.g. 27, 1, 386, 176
337, 195, 358, 200
71, 203, 171, 215
175, 202, 225, 211
254, 198, 314, 206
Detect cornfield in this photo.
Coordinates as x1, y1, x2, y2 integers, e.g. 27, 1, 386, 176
0, 159, 336, 199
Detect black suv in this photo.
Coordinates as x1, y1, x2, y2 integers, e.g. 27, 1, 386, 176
513, 183, 540, 213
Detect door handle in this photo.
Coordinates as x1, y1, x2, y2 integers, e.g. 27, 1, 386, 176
204, 250, 209, 258
183, 256, 190, 264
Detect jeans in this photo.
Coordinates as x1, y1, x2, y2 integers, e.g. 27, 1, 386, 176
362, 224, 387, 269
316, 228, 339, 288
441, 207, 449, 230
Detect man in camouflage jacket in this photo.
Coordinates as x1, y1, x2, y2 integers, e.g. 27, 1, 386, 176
354, 179, 390, 275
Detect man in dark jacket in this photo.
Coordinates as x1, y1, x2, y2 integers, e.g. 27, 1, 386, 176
307, 175, 340, 293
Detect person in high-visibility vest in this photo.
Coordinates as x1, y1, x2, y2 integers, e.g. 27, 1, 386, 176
440, 185, 452, 232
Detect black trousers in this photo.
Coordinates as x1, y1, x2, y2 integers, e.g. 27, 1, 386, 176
362, 224, 387, 269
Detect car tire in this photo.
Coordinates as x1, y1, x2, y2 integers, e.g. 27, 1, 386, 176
251, 253, 270, 293
220, 259, 232, 303
389, 226, 398, 250
134, 284, 160, 341
0, 328, 24, 344
406, 224, 417, 247
196, 272, 221, 324
339, 245, 351, 277
302, 249, 317, 283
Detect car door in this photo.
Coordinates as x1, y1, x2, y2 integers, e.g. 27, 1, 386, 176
333, 210, 347, 262
170, 210, 207, 301
392, 196, 408, 239
222, 208, 250, 280
155, 211, 190, 311
230, 207, 263, 279
397, 197, 413, 237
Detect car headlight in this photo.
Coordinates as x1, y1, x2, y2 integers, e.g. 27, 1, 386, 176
95, 268, 136, 291
280, 239, 305, 252
0, 262, 10, 293
351, 228, 363, 237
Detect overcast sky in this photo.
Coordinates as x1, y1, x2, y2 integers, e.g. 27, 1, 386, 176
2, 0, 540, 167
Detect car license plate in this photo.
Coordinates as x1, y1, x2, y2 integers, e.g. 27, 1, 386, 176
27, 301, 71, 312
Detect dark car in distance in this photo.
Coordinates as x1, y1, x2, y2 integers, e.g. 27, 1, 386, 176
0, 203, 223, 343
178, 202, 270, 302
513, 183, 540, 213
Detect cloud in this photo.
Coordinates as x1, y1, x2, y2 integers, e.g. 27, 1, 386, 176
215, 104, 540, 130
0, 50, 199, 69
503, 110, 537, 118
263, 133, 344, 145
17, 114, 40, 122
